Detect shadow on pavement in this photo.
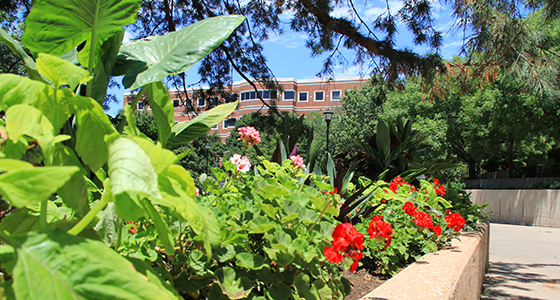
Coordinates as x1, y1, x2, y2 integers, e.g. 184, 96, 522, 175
481, 261, 560, 300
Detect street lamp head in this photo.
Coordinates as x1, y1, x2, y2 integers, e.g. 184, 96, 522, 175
323, 109, 333, 123
205, 142, 210, 150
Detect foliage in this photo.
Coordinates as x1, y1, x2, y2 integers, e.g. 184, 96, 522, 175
180, 157, 351, 299
353, 176, 467, 275
225, 110, 314, 166
0, 0, 245, 298
380, 69, 560, 180
174, 133, 228, 185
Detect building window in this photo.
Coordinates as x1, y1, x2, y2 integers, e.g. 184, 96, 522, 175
224, 118, 237, 128
283, 90, 294, 101
298, 92, 308, 102
211, 97, 218, 106
185, 99, 192, 107
332, 90, 342, 100
138, 102, 144, 110
198, 98, 205, 107
211, 124, 218, 130
226, 93, 238, 103
315, 91, 324, 101
240, 90, 276, 101
173, 99, 180, 107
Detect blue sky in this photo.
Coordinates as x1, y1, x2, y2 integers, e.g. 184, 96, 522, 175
106, 0, 466, 116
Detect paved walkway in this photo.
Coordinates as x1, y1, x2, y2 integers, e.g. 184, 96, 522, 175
481, 223, 560, 299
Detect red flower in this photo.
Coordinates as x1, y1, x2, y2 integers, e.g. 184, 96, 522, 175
436, 184, 446, 197
324, 223, 365, 272
413, 211, 433, 229
127, 221, 137, 235
368, 216, 393, 249
349, 251, 363, 272
323, 187, 338, 195
433, 224, 442, 236
402, 201, 417, 215
445, 213, 465, 232
433, 178, 440, 185
324, 246, 344, 263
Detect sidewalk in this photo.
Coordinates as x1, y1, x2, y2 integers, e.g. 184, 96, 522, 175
481, 223, 560, 299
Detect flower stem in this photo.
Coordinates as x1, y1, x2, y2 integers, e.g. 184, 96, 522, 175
307, 200, 331, 233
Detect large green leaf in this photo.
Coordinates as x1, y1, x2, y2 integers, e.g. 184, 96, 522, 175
131, 137, 177, 174
167, 101, 238, 147
108, 137, 161, 220
5, 104, 54, 156
376, 120, 391, 162
144, 81, 173, 146
33, 88, 74, 134
118, 15, 245, 90
22, 0, 141, 69
36, 54, 91, 90
0, 75, 49, 112
10, 229, 181, 299
0, 28, 42, 81
0, 166, 79, 208
73, 95, 117, 171
91, 30, 125, 105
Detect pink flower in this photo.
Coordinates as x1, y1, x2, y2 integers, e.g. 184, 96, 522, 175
290, 155, 306, 170
196, 188, 200, 196
238, 126, 261, 148
230, 154, 251, 173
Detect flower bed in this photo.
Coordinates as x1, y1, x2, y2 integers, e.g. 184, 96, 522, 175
360, 222, 490, 300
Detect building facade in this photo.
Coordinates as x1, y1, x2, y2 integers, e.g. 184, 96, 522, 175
125, 77, 368, 139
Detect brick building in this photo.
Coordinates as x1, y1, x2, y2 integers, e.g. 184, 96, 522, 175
125, 76, 368, 139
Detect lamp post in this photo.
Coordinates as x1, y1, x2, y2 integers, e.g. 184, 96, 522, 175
205, 142, 211, 173
323, 109, 333, 154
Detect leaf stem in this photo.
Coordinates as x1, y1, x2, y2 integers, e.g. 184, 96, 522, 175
86, 0, 100, 98
307, 200, 331, 233
40, 199, 48, 231
68, 190, 110, 236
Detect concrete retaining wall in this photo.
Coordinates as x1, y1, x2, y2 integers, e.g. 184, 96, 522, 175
361, 223, 490, 300
467, 189, 560, 227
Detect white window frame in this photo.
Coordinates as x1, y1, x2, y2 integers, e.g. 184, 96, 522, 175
173, 99, 181, 108
197, 98, 205, 107
211, 124, 219, 130
331, 90, 342, 101
137, 102, 144, 110
298, 91, 308, 102
283, 90, 295, 101
314, 90, 325, 102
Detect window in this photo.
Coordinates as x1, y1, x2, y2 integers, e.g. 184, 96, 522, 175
240, 90, 275, 101
137, 102, 144, 110
173, 99, 180, 107
211, 124, 218, 130
226, 93, 238, 103
211, 97, 218, 106
331, 90, 342, 100
198, 98, 205, 106
315, 91, 324, 101
185, 99, 192, 107
224, 118, 237, 128
298, 92, 308, 102
283, 90, 294, 101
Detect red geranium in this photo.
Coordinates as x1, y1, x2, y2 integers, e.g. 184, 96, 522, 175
368, 216, 393, 249
445, 212, 465, 232
402, 201, 417, 215
433, 224, 442, 236
413, 211, 434, 229
324, 223, 365, 272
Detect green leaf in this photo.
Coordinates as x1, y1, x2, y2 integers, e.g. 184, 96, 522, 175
0, 166, 79, 208
108, 137, 161, 220
57, 174, 90, 217
0, 211, 40, 235
119, 15, 244, 90
376, 120, 391, 161
93, 202, 119, 246
131, 137, 178, 174
36, 54, 91, 90
0, 159, 33, 172
214, 267, 252, 300
10, 229, 180, 300
91, 30, 124, 105
0, 75, 49, 112
167, 101, 238, 147
236, 253, 265, 270
144, 81, 173, 146
248, 216, 275, 234
142, 199, 175, 258
22, 0, 141, 69
5, 104, 54, 152
266, 283, 291, 300
0, 28, 42, 81
73, 96, 117, 171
